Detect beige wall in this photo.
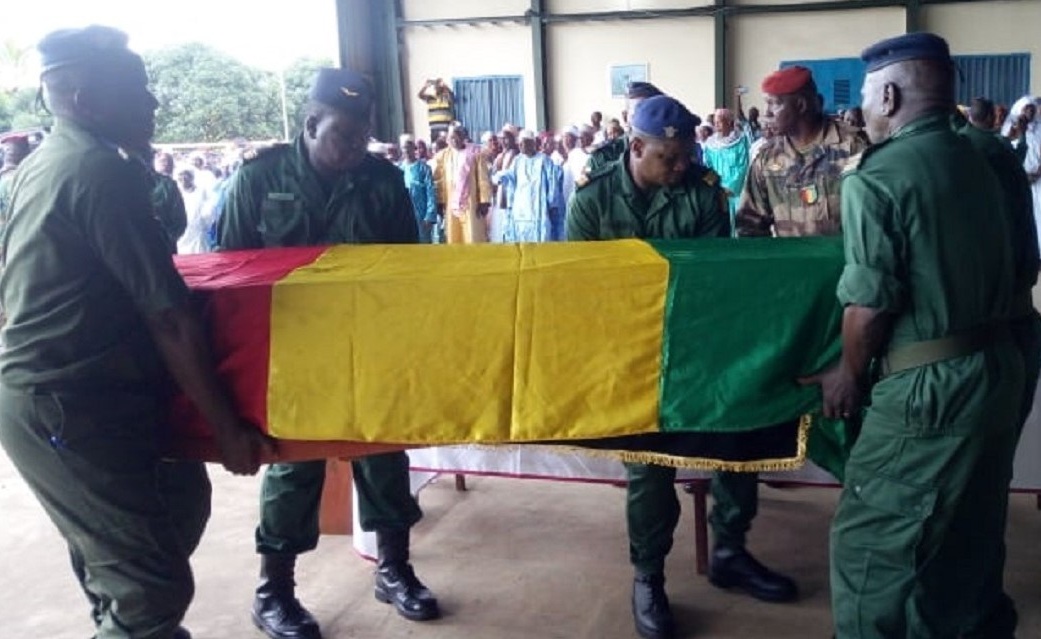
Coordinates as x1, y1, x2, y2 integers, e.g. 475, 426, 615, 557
547, 17, 715, 128
549, 0, 706, 11
400, 0, 528, 21
398, 0, 1041, 138
922, 0, 1041, 94
401, 23, 537, 136
727, 7, 905, 109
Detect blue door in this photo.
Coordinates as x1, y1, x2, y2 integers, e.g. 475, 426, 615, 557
452, 76, 525, 136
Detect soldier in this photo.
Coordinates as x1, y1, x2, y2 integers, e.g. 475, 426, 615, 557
0, 25, 271, 639
584, 82, 667, 175
953, 94, 1041, 639
702, 66, 869, 611
801, 33, 1023, 637
218, 68, 439, 639
736, 66, 869, 237
567, 95, 730, 639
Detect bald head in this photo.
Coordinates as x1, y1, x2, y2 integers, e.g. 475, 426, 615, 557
860, 58, 954, 143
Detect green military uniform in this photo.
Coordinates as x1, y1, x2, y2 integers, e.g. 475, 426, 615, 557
951, 118, 1041, 638
0, 119, 210, 639
567, 151, 730, 575
151, 171, 187, 253
218, 133, 422, 556
0, 168, 16, 223
583, 136, 626, 176
723, 118, 869, 556
831, 112, 1023, 638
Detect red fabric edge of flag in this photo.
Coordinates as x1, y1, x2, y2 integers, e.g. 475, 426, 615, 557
168, 247, 327, 445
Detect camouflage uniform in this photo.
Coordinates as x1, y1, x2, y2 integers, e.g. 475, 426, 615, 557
736, 119, 869, 237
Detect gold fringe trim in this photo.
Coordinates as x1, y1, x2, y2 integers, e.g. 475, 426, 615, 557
462, 415, 811, 472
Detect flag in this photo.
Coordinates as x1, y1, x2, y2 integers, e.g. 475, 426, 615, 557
170, 237, 850, 471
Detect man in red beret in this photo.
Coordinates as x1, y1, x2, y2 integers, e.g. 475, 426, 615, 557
707, 65, 869, 608
735, 66, 868, 236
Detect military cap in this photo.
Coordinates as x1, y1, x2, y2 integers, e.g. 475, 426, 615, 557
630, 95, 698, 140
861, 32, 952, 73
37, 25, 139, 75
626, 81, 663, 100
761, 66, 814, 95
308, 67, 374, 117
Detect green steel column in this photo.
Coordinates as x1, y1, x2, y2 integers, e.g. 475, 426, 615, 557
906, 0, 923, 32
334, 0, 406, 141
531, 0, 549, 130
715, 0, 728, 108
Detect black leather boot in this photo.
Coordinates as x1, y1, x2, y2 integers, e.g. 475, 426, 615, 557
632, 572, 675, 639
708, 545, 798, 603
251, 554, 322, 639
373, 529, 440, 621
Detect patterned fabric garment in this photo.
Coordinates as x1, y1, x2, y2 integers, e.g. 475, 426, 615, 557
737, 120, 869, 237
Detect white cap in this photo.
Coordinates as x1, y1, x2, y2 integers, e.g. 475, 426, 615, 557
518, 129, 536, 141
399, 133, 414, 145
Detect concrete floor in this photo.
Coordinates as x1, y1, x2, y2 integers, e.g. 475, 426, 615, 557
2, 454, 1041, 639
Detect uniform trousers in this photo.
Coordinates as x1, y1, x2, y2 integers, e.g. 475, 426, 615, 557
255, 452, 422, 555
626, 463, 759, 575
0, 386, 210, 639
958, 312, 1041, 638
830, 343, 1023, 639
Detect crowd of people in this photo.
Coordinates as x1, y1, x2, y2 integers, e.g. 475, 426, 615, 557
1, 22, 1041, 639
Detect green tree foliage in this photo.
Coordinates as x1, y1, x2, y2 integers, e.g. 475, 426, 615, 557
0, 41, 332, 144
281, 57, 334, 137
0, 39, 50, 133
143, 43, 286, 144
0, 87, 52, 133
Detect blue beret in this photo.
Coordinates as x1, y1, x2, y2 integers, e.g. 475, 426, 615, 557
37, 25, 139, 75
309, 68, 374, 117
861, 32, 951, 73
626, 81, 663, 100
630, 95, 698, 140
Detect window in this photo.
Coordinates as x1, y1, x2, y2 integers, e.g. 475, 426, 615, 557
780, 58, 864, 113
833, 79, 852, 111
452, 76, 525, 136
780, 53, 1032, 113
953, 54, 1031, 107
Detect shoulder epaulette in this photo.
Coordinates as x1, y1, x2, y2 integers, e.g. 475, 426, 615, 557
576, 163, 613, 190
842, 141, 885, 176
243, 143, 288, 164
841, 152, 864, 175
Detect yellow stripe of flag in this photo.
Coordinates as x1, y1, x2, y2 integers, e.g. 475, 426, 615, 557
267, 240, 668, 442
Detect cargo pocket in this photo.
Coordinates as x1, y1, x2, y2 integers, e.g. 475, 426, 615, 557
832, 466, 938, 636
259, 195, 308, 246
